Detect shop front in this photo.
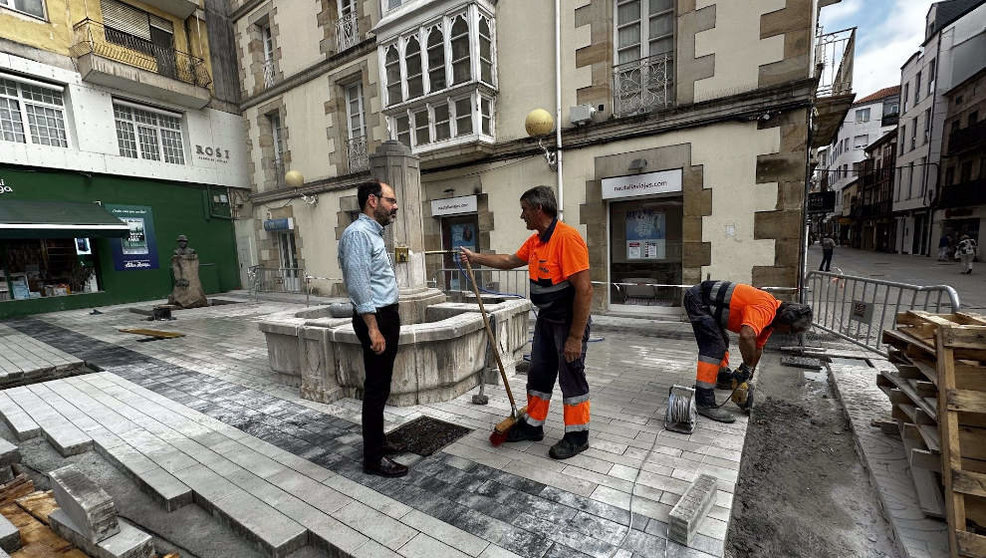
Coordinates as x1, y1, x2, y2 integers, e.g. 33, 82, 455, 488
430, 194, 484, 292
0, 165, 241, 319
602, 169, 683, 317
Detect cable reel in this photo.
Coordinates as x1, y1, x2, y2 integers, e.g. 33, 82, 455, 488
664, 384, 697, 434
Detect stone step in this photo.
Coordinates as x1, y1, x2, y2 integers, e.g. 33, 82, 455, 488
0, 392, 40, 441
4, 387, 91, 456
49, 510, 152, 558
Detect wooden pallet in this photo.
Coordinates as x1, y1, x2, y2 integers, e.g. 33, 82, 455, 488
934, 318, 986, 557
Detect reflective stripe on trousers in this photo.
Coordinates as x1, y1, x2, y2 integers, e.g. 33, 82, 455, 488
526, 315, 591, 432
685, 285, 729, 389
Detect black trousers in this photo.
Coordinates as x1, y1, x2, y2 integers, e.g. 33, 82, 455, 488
820, 249, 833, 271
684, 285, 730, 389
352, 303, 400, 465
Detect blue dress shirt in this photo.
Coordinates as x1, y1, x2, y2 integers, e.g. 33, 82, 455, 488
338, 213, 399, 314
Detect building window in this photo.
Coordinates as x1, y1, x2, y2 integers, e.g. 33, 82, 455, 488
853, 134, 869, 149
903, 83, 909, 113
899, 125, 905, 155
405, 37, 423, 99
910, 117, 917, 150
970, 111, 979, 127
924, 108, 931, 143
345, 82, 368, 172
0, 0, 46, 19
450, 15, 470, 85
0, 76, 68, 147
480, 96, 492, 135
613, 0, 674, 116
262, 24, 275, 88
478, 15, 494, 85
928, 59, 936, 94
426, 27, 446, 92
413, 107, 429, 145
454, 97, 472, 136
395, 114, 410, 147
433, 103, 450, 141
114, 102, 184, 163
855, 108, 870, 123
385, 46, 401, 106
945, 166, 954, 186
914, 71, 922, 103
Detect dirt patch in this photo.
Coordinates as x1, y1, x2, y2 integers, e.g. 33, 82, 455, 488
387, 416, 472, 456
725, 362, 899, 558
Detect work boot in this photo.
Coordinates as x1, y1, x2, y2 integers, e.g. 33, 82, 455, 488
549, 431, 589, 460
695, 387, 735, 423
505, 419, 544, 442
715, 368, 733, 390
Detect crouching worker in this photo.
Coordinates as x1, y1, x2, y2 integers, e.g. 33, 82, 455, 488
684, 281, 812, 423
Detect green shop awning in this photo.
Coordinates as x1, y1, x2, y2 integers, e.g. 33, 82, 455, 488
0, 200, 130, 239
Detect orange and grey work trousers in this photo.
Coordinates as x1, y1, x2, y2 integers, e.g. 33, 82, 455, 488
684, 283, 730, 390
524, 315, 591, 433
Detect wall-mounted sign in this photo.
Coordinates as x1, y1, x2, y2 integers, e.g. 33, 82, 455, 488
105, 204, 159, 271
807, 191, 836, 213
0, 178, 11, 194
75, 238, 92, 256
602, 169, 683, 200
431, 195, 478, 217
263, 218, 295, 231
194, 144, 231, 164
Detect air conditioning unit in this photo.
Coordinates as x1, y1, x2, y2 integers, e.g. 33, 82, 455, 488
569, 104, 596, 126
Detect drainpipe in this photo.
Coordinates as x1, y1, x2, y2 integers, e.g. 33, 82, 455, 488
923, 33, 944, 257
555, 0, 564, 221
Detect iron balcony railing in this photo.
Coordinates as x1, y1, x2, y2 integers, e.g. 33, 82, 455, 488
939, 178, 986, 208
946, 120, 986, 156
815, 27, 855, 97
613, 53, 674, 118
71, 19, 211, 88
263, 59, 276, 89
347, 135, 368, 172
264, 157, 286, 189
336, 12, 359, 52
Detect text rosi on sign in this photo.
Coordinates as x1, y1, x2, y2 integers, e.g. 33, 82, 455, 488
602, 169, 683, 200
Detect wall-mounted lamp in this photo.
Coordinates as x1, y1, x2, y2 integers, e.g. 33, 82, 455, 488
443, 188, 455, 197
286, 170, 318, 206
628, 158, 648, 173
525, 108, 557, 170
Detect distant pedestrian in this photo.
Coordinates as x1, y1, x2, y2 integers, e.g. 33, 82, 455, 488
957, 234, 978, 274
819, 234, 835, 272
938, 233, 952, 261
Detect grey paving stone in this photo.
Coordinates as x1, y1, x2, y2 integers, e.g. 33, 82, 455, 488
332, 501, 417, 551
0, 513, 21, 553
209, 489, 308, 557
0, 438, 20, 468
48, 465, 120, 543
668, 474, 717, 546
48, 510, 152, 558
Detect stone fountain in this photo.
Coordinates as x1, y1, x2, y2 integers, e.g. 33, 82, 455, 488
258, 141, 530, 405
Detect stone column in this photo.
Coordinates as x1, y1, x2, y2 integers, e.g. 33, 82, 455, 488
370, 140, 445, 323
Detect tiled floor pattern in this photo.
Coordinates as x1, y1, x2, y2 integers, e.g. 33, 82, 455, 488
5, 310, 746, 558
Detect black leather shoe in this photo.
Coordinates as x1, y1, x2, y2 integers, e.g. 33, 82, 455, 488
364, 456, 408, 477
549, 435, 589, 460
505, 420, 544, 442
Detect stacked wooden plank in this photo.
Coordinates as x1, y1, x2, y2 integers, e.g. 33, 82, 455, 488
880, 311, 986, 558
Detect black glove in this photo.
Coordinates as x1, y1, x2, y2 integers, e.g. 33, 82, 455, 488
736, 362, 754, 383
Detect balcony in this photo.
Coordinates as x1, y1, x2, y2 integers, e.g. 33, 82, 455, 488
336, 12, 360, 52
812, 28, 856, 148
613, 53, 674, 118
137, 0, 198, 18
263, 59, 276, 89
346, 135, 368, 173
946, 120, 986, 156
939, 178, 986, 208
71, 19, 211, 109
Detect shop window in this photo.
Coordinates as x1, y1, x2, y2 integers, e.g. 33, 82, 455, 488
608, 198, 682, 310
0, 76, 68, 147
0, 0, 46, 19
0, 238, 99, 301
114, 101, 185, 164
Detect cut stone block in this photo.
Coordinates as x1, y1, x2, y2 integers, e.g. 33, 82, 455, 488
49, 465, 120, 543
668, 473, 718, 546
49, 509, 152, 558
0, 439, 20, 468
0, 466, 13, 484
0, 513, 20, 553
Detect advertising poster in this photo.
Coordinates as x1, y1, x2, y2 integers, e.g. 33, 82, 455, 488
449, 222, 477, 290
105, 204, 159, 271
626, 209, 665, 260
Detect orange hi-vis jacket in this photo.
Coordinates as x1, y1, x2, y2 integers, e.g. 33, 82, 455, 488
703, 281, 782, 348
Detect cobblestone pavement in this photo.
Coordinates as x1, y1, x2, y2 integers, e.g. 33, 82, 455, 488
807, 244, 986, 310
0, 299, 750, 558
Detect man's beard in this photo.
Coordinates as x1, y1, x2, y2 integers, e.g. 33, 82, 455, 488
375, 206, 396, 225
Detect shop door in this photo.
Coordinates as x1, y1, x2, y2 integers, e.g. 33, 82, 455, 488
277, 231, 300, 292
609, 198, 683, 315
441, 215, 479, 293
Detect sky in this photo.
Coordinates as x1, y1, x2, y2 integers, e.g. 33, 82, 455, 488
819, 0, 936, 99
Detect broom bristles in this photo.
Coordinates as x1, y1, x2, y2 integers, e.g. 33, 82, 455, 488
489, 406, 527, 447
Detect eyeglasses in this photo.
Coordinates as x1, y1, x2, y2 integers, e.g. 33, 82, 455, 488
374, 194, 398, 204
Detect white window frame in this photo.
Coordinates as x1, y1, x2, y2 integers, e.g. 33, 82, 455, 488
614, 0, 674, 65
853, 134, 868, 149
345, 82, 365, 140
0, 0, 47, 20
338, 0, 356, 19
268, 112, 284, 162
0, 74, 69, 148
477, 13, 496, 86
113, 99, 184, 164
855, 108, 870, 123
262, 24, 274, 63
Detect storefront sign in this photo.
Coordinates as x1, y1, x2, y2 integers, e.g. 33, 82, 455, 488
263, 218, 295, 231
0, 178, 11, 194
105, 204, 159, 271
626, 209, 666, 260
602, 170, 682, 200
194, 144, 231, 163
431, 195, 478, 216
807, 191, 836, 213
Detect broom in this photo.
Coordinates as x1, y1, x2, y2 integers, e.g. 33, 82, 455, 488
461, 255, 526, 446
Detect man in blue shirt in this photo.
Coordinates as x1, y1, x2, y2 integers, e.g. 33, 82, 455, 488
338, 179, 406, 477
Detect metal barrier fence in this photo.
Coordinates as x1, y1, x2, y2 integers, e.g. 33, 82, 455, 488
804, 271, 960, 355
430, 267, 531, 299
248, 266, 307, 302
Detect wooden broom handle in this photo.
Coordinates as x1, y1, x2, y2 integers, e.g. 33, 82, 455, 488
463, 256, 518, 413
